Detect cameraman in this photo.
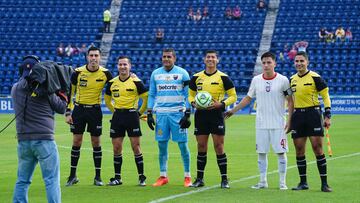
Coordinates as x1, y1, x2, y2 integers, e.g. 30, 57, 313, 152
12, 56, 67, 203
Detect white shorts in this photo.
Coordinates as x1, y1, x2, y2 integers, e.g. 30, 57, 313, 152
255, 129, 288, 153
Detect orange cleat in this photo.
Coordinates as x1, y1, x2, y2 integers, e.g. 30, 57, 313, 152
152, 176, 169, 187
184, 177, 192, 187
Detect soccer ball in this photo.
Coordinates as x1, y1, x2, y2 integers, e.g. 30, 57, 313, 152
195, 91, 212, 108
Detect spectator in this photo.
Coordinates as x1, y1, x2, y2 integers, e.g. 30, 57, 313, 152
294, 41, 309, 52
232, 5, 242, 20
56, 43, 65, 57
335, 26, 345, 42
155, 28, 164, 43
318, 27, 329, 42
65, 44, 73, 57
103, 8, 111, 33
194, 8, 202, 21
225, 6, 232, 20
187, 6, 194, 20
72, 45, 79, 55
287, 46, 297, 61
257, 0, 267, 11
79, 43, 87, 54
345, 28, 353, 43
325, 32, 334, 43
202, 6, 209, 20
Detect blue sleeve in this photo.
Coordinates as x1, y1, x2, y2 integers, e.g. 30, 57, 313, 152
183, 70, 191, 109
147, 71, 156, 109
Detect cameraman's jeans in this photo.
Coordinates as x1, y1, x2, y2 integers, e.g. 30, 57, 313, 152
13, 140, 61, 203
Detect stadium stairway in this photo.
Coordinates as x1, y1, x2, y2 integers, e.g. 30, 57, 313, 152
254, 0, 280, 75
99, 0, 123, 67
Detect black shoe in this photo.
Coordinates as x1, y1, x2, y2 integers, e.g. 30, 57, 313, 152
94, 177, 104, 186
107, 177, 122, 186
66, 176, 79, 187
292, 182, 309, 190
191, 178, 205, 188
221, 179, 230, 189
138, 175, 146, 186
321, 184, 332, 192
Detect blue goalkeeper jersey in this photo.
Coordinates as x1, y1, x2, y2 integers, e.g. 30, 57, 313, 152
148, 65, 190, 113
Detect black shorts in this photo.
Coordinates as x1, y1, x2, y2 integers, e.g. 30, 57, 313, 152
70, 104, 102, 136
110, 109, 142, 138
194, 109, 225, 136
290, 106, 324, 139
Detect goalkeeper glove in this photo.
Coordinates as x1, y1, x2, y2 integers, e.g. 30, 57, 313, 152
147, 110, 155, 130
179, 109, 191, 129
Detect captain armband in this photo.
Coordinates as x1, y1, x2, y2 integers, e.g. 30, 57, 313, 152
284, 87, 293, 96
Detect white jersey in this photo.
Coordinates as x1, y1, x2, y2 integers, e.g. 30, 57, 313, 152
247, 73, 290, 129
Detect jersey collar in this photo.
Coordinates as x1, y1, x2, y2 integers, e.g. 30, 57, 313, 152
297, 70, 310, 78
262, 72, 277, 80
204, 69, 217, 76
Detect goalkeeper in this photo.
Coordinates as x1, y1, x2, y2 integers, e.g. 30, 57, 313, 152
147, 48, 192, 187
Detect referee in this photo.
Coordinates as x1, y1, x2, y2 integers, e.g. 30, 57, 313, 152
104, 56, 148, 186
290, 51, 332, 192
188, 50, 237, 189
65, 46, 113, 186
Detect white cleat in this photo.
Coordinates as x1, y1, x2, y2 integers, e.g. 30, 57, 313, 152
279, 184, 288, 190
251, 182, 268, 189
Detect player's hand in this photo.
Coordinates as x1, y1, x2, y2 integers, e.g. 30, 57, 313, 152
284, 121, 291, 134
324, 117, 331, 128
224, 110, 234, 119
207, 100, 224, 110
138, 112, 147, 121
179, 109, 191, 128
147, 110, 155, 130
65, 114, 73, 124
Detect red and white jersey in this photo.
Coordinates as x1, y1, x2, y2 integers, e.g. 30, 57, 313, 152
247, 73, 290, 129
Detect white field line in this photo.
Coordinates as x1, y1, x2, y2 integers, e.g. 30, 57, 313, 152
148, 152, 360, 203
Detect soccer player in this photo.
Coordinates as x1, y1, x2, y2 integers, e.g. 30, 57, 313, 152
224, 52, 294, 190
189, 50, 237, 189
65, 46, 113, 186
147, 48, 192, 187
290, 51, 332, 192
104, 56, 148, 186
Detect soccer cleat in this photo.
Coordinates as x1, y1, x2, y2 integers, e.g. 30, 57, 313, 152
292, 182, 309, 190
184, 177, 192, 187
138, 175, 146, 186
251, 182, 268, 189
93, 177, 104, 186
220, 179, 230, 189
152, 176, 169, 187
321, 184, 332, 192
66, 176, 79, 187
191, 178, 205, 188
279, 183, 288, 190
107, 177, 122, 186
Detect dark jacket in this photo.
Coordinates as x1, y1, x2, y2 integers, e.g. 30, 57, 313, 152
11, 78, 67, 141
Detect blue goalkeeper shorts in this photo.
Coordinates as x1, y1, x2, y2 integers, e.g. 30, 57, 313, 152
155, 112, 188, 142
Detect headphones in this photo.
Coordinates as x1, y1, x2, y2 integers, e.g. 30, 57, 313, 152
23, 55, 40, 63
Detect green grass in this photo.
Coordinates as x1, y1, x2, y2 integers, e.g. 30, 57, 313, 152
0, 114, 359, 203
